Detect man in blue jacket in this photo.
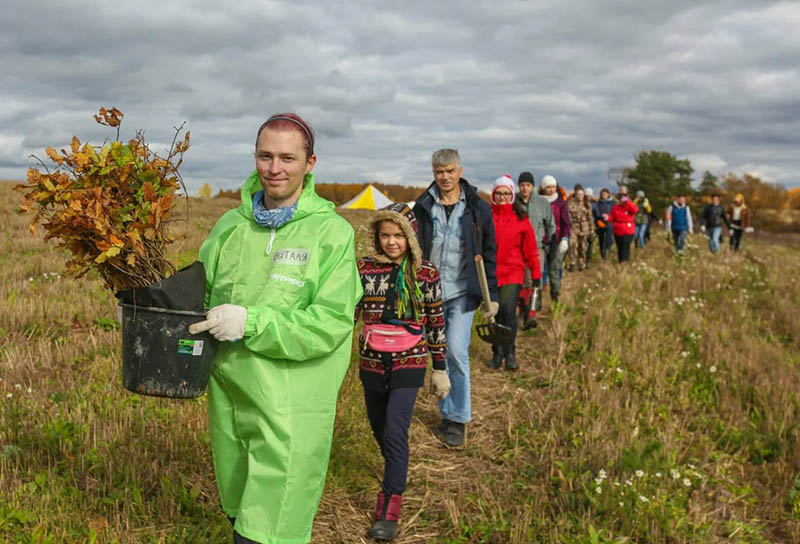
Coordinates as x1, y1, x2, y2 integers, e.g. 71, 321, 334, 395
666, 195, 694, 255
414, 148, 498, 447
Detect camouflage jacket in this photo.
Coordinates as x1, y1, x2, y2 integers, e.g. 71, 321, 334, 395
568, 197, 595, 237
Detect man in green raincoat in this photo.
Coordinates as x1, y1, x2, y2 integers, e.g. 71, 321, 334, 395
189, 113, 362, 544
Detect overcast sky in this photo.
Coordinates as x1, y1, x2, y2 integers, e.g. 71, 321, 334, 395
2, 0, 798, 194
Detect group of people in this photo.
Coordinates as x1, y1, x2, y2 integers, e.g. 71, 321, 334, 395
186, 112, 754, 544
666, 193, 754, 254
551, 182, 755, 267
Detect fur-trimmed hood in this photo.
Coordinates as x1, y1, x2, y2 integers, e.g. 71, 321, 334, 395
366, 203, 422, 270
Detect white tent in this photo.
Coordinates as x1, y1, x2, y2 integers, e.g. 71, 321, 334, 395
339, 184, 394, 210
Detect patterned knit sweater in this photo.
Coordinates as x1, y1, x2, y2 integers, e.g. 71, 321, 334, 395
355, 256, 446, 391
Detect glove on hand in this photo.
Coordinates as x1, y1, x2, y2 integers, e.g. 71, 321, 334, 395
484, 301, 500, 320
558, 238, 569, 256
700, 225, 706, 233
430, 370, 451, 400
188, 304, 247, 341
532, 278, 541, 288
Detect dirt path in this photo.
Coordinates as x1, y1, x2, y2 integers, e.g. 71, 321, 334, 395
313, 255, 606, 543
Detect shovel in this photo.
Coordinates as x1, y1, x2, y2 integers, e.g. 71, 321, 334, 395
474, 255, 514, 345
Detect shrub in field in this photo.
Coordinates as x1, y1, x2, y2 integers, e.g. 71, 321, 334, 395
15, 107, 190, 291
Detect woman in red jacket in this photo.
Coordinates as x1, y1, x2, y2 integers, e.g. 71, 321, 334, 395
488, 175, 541, 371
609, 191, 639, 262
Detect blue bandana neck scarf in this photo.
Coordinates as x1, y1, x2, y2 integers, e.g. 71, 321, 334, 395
252, 190, 298, 228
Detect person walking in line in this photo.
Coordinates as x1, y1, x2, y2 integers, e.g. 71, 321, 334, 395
488, 175, 541, 371
515, 171, 554, 330
355, 203, 450, 541
666, 195, 694, 255
585, 187, 597, 268
414, 149, 498, 448
610, 190, 639, 263
190, 113, 363, 544
727, 193, 752, 252
595, 188, 616, 260
701, 194, 731, 253
567, 184, 594, 272
538, 175, 571, 304
633, 190, 652, 248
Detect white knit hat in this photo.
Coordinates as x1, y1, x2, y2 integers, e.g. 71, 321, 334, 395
585, 187, 594, 198
541, 174, 558, 188
491, 174, 516, 203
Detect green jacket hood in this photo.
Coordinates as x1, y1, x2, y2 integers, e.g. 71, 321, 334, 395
238, 169, 333, 224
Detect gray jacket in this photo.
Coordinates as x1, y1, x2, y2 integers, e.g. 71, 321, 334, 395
517, 194, 556, 249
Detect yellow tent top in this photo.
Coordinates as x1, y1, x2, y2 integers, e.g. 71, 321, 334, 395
339, 184, 394, 210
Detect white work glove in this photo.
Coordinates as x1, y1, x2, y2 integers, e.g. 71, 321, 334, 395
430, 370, 451, 400
745, 227, 754, 234
700, 225, 706, 233
188, 304, 247, 341
558, 238, 569, 256
484, 301, 499, 320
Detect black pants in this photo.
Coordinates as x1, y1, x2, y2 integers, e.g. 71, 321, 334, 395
228, 518, 260, 544
495, 284, 521, 346
597, 227, 612, 260
731, 220, 743, 251
363, 386, 418, 495
614, 234, 633, 262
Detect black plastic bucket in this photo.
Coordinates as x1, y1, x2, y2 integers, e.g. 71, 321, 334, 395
120, 304, 217, 399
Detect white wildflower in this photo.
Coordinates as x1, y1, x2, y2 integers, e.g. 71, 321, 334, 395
709, 366, 717, 373
639, 495, 649, 502
5, 393, 12, 398
14, 384, 21, 390
624, 479, 633, 487
683, 478, 691, 487
670, 469, 680, 479
655, 472, 662, 478
26, 387, 32, 394
616, 367, 623, 373
598, 469, 607, 480
635, 470, 645, 478
596, 486, 602, 494
680, 351, 689, 358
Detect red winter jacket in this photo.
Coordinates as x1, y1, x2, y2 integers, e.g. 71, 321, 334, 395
491, 204, 541, 287
610, 199, 639, 236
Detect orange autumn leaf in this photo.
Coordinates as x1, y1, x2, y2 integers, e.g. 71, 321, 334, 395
46, 147, 62, 163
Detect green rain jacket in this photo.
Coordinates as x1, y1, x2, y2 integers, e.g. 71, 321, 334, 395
198, 170, 362, 544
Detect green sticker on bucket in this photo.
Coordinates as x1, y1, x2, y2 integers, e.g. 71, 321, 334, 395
178, 339, 204, 356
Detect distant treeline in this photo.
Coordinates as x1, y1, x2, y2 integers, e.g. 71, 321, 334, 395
214, 182, 425, 205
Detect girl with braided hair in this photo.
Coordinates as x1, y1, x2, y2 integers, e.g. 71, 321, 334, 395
355, 202, 449, 541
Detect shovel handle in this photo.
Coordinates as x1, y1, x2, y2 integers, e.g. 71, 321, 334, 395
474, 255, 492, 316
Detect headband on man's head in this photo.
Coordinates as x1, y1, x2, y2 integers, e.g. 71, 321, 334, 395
264, 115, 315, 154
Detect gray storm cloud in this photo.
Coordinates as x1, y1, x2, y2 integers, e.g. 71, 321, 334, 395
1, 0, 797, 194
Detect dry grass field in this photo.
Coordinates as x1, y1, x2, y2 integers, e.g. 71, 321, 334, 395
2, 180, 800, 543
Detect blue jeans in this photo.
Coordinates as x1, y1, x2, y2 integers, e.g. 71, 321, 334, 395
635, 224, 647, 248
438, 295, 475, 424
672, 229, 687, 251
708, 226, 721, 253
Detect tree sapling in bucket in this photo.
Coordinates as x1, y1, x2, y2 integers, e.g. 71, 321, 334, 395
15, 107, 216, 398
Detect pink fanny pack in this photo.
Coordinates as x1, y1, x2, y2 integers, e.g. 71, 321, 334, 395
362, 322, 423, 353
